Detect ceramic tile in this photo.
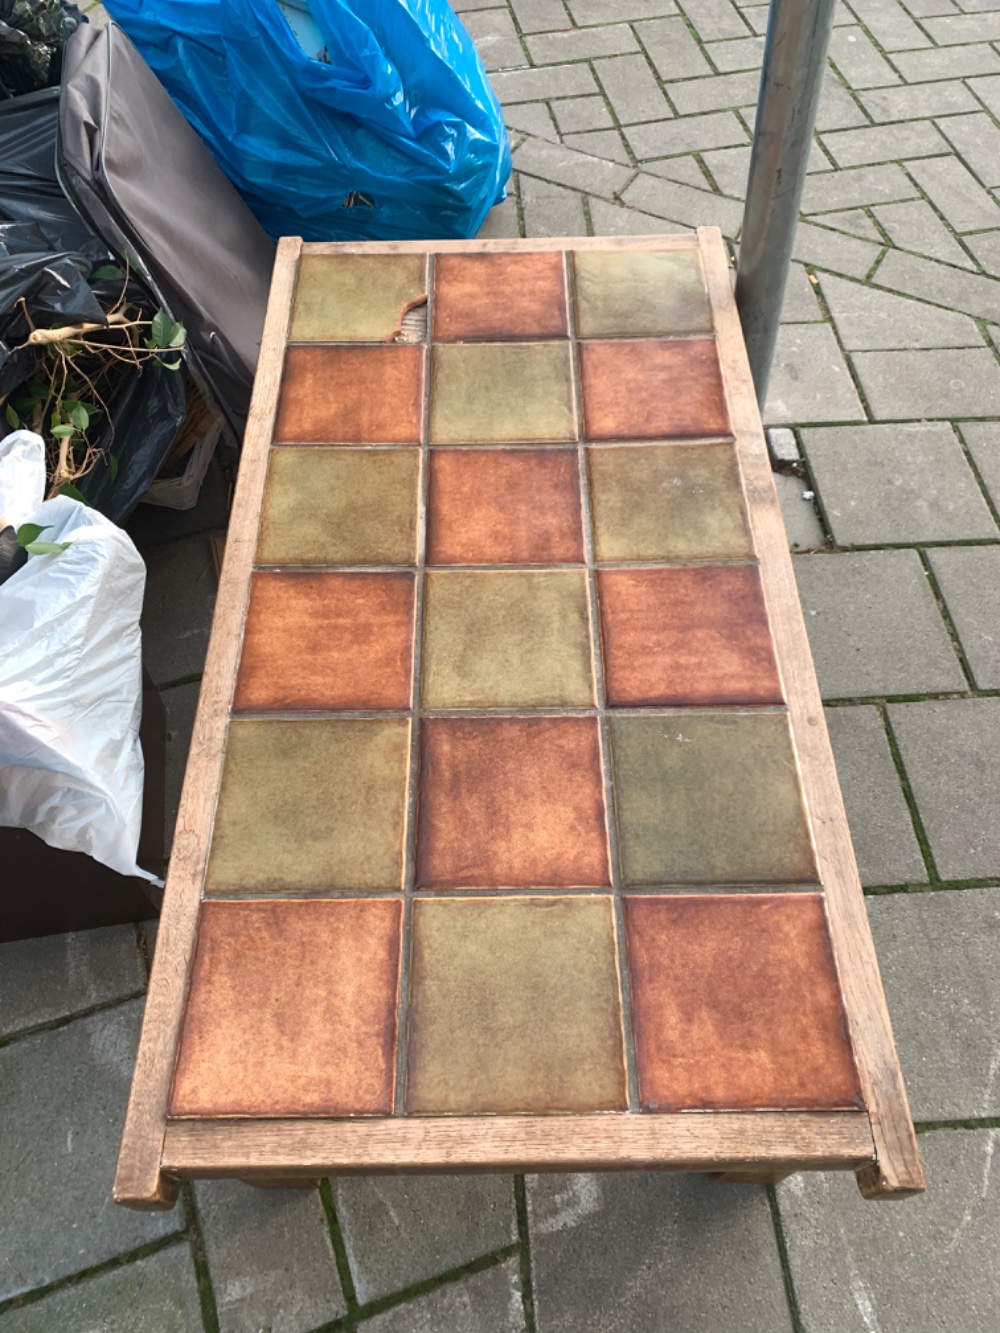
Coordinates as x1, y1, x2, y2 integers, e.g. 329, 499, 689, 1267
421, 571, 595, 709
274, 345, 424, 444
610, 712, 818, 885
233, 572, 415, 712
289, 253, 427, 342
205, 718, 410, 894
405, 897, 627, 1114
573, 248, 713, 338
587, 443, 753, 561
170, 899, 402, 1116
433, 251, 569, 341
624, 894, 863, 1111
416, 717, 611, 888
580, 339, 731, 440
426, 448, 585, 565
429, 343, 577, 444
257, 448, 420, 566
597, 566, 783, 706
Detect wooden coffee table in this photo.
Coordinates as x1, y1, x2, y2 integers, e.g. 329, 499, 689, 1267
115, 229, 924, 1209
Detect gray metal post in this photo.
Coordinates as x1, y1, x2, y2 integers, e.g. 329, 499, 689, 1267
736, 0, 838, 405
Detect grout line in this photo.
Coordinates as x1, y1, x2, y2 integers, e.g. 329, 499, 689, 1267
229, 703, 791, 721
864, 878, 1000, 895
182, 1182, 221, 1333
0, 990, 149, 1051
955, 420, 1000, 532
514, 1176, 538, 1333
918, 547, 979, 691
766, 1183, 806, 1333
915, 1116, 1000, 1133
319, 1179, 360, 1313
878, 701, 942, 885
0, 1233, 188, 1320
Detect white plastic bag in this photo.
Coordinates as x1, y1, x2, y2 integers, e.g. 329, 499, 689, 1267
0, 430, 153, 881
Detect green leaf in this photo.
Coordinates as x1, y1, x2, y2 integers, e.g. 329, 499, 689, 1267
150, 308, 173, 348
26, 381, 49, 397
51, 424, 76, 438
25, 540, 72, 556
59, 483, 87, 503
108, 453, 119, 481
153, 355, 184, 372
168, 322, 187, 348
70, 403, 90, 431
5, 403, 19, 429
16, 523, 49, 546
90, 264, 125, 280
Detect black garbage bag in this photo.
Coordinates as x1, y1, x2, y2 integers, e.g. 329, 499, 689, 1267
0, 86, 97, 250
0, 0, 81, 100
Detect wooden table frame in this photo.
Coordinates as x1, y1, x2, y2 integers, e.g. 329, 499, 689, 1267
115, 229, 924, 1208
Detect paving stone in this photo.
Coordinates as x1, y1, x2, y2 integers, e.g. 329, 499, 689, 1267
0, 1001, 180, 1299
928, 547, 1000, 687
701, 143, 752, 195
801, 163, 919, 211
936, 111, 1000, 187
527, 1173, 793, 1333
792, 219, 883, 277
454, 0, 506, 9
780, 263, 826, 321
873, 197, 976, 267
509, 0, 570, 31
526, 23, 638, 63
620, 170, 745, 233
644, 153, 716, 186
763, 324, 866, 425
363, 1261, 525, 1333
824, 705, 926, 885
768, 426, 802, 461
194, 1180, 344, 1333
802, 421, 998, 542
624, 109, 748, 159
740, 2, 771, 32
519, 175, 587, 235
847, 0, 933, 45
968, 70, 1000, 116
793, 550, 965, 697
869, 888, 1000, 1118
819, 273, 981, 349
774, 471, 827, 550
778, 1130, 1000, 1333
141, 532, 217, 687
588, 199, 688, 233
565, 129, 632, 162
852, 347, 1000, 418
506, 103, 559, 141
490, 63, 598, 102
892, 42, 1000, 78
820, 120, 950, 166
665, 69, 762, 114
924, 6, 1000, 34
704, 33, 765, 69
513, 135, 633, 199
861, 78, 980, 120
965, 229, 1000, 274
903, 0, 960, 14
814, 77, 872, 131
592, 53, 672, 122
890, 697, 1000, 877
961, 420, 1000, 505
677, 0, 752, 40
162, 679, 199, 853
0, 1244, 204, 1333
334, 1176, 517, 1303
477, 193, 521, 237
568, 0, 676, 19
634, 15, 714, 79
811, 207, 883, 241
461, 7, 525, 69
828, 24, 903, 85
0, 925, 144, 1038
551, 95, 613, 134
125, 453, 230, 552
906, 153, 1000, 232
874, 245, 1000, 321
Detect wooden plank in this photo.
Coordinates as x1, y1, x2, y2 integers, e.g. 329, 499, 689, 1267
698, 226, 925, 1199
113, 237, 303, 1210
162, 1112, 874, 1179
302, 235, 699, 256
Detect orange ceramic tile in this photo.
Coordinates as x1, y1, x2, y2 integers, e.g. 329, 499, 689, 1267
426, 448, 585, 565
579, 338, 731, 440
273, 345, 424, 444
233, 571, 415, 712
597, 565, 784, 706
170, 899, 402, 1117
416, 716, 611, 888
624, 894, 864, 1111
432, 251, 569, 341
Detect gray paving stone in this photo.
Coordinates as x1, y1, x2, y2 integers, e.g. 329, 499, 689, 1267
814, 77, 872, 131
740, 2, 771, 32
565, 129, 632, 162
847, 0, 933, 45
801, 163, 919, 211
873, 197, 976, 267
874, 245, 1000, 321
506, 102, 558, 141
793, 550, 965, 697
568, 0, 676, 19
519, 175, 587, 235
768, 426, 802, 461
334, 1176, 517, 1303
928, 547, 1000, 687
528, 1173, 793, 1333
141, 532, 217, 687
774, 472, 827, 550
592, 52, 671, 123
825, 705, 926, 885
969, 70, 1000, 116
906, 153, 1000, 232
812, 207, 883, 241
461, 7, 525, 70
890, 697, 1000, 877
852, 347, 1000, 418
937, 111, 1000, 187
666, 69, 762, 114
551, 95, 613, 134
526, 23, 638, 63
0, 925, 144, 1038
490, 63, 598, 102
163, 679, 199, 853
588, 198, 688, 233
961, 420, 1000, 505
0, 1001, 180, 1300
803, 421, 998, 542
477, 192, 521, 237
509, 0, 569, 31
644, 153, 716, 185
777, 1131, 1000, 1333
780, 263, 826, 321
677, 0, 752, 40
924, 6, 1000, 33
454, 0, 505, 9
868, 888, 1000, 1120
794, 218, 883, 277
634, 15, 714, 79
861, 78, 979, 120
892, 41, 1000, 78
620, 170, 745, 233
362, 1261, 525, 1333
763, 324, 866, 425
624, 109, 748, 159
965, 229, 1000, 274
700, 142, 752, 195
0, 1244, 203, 1333
903, 0, 960, 14
820, 119, 950, 166
704, 33, 765, 69
194, 1180, 344, 1333
828, 24, 903, 85
513, 135, 633, 198
821, 273, 982, 349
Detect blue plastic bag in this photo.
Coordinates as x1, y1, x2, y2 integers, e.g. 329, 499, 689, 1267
100, 0, 511, 240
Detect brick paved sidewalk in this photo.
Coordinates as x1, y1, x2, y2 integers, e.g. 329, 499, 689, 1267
3, 0, 1000, 1325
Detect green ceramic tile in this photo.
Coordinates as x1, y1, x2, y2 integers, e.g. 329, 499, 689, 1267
406, 896, 627, 1114
429, 343, 577, 444
421, 571, 595, 709
205, 718, 410, 894
257, 448, 420, 566
587, 443, 754, 562
572, 248, 713, 339
610, 712, 819, 885
289, 254, 427, 342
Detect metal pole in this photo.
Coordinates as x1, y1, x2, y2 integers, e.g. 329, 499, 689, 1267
736, 0, 837, 406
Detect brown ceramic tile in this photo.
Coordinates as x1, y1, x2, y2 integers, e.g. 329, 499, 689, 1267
170, 899, 402, 1117
426, 448, 584, 565
205, 718, 410, 894
289, 253, 427, 342
429, 343, 577, 444
598, 566, 783, 707
432, 251, 569, 342
579, 339, 730, 441
587, 443, 753, 562
273, 345, 424, 444
624, 894, 863, 1111
573, 248, 713, 339
406, 897, 627, 1114
416, 717, 611, 888
421, 571, 595, 709
233, 571, 415, 712
610, 711, 819, 885
257, 448, 420, 566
